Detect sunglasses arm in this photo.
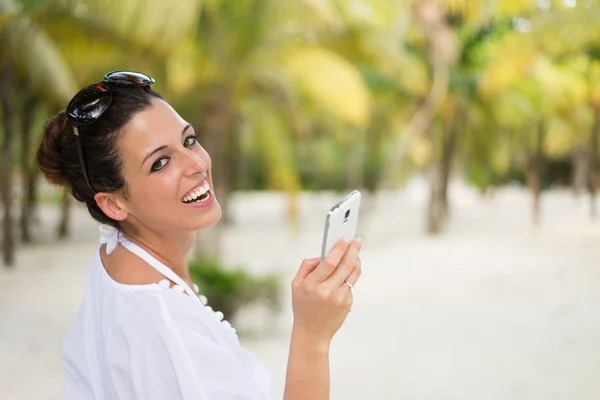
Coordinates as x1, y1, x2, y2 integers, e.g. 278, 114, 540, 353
73, 126, 98, 195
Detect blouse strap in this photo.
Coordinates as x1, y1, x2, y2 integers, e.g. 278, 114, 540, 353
99, 224, 198, 299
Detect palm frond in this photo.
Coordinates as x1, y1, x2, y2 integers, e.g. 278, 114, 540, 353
0, 0, 76, 107
52, 0, 203, 54
280, 45, 372, 128
242, 95, 301, 222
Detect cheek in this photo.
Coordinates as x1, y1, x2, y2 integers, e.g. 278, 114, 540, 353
154, 172, 180, 201
131, 172, 179, 211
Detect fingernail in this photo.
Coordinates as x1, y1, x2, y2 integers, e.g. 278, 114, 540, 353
356, 237, 363, 245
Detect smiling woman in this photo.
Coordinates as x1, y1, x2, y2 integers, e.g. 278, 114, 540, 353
35, 71, 362, 400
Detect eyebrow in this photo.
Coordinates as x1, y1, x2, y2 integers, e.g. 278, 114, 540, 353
141, 124, 193, 166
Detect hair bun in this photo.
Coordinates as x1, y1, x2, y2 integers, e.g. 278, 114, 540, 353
37, 110, 70, 187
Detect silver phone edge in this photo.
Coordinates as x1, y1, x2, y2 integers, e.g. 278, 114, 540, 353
328, 190, 360, 212
320, 212, 332, 261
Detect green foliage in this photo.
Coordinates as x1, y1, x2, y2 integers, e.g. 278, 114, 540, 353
0, 0, 76, 107
3, 0, 600, 251
7, 0, 599, 198
188, 258, 282, 322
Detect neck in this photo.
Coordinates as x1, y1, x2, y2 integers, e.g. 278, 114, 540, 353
122, 223, 195, 281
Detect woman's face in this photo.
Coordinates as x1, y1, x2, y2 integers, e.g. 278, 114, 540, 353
115, 98, 222, 233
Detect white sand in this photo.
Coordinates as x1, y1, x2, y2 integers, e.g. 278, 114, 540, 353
2, 179, 600, 399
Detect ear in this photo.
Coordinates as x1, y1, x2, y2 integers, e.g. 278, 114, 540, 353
94, 192, 129, 222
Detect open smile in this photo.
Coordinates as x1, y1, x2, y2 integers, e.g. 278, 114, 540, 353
181, 180, 212, 204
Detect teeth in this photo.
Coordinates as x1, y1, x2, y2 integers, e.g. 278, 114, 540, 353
182, 181, 211, 203
199, 191, 211, 202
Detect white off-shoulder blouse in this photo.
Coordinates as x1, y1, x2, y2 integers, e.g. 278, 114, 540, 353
61, 225, 275, 399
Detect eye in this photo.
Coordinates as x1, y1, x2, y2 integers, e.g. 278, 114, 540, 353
151, 157, 169, 172
184, 135, 198, 148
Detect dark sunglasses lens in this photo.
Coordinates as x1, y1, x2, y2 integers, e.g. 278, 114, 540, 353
104, 71, 155, 86
66, 84, 113, 124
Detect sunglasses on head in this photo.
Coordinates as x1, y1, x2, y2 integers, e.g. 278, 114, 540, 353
66, 71, 155, 195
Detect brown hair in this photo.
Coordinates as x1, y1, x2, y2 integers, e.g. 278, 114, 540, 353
36, 85, 163, 228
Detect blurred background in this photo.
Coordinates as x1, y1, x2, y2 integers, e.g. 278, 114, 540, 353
2, 0, 600, 398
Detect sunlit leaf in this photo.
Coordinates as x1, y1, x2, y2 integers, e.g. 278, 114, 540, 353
588, 60, 600, 108
280, 45, 371, 127
166, 39, 204, 96
545, 116, 575, 157
491, 136, 511, 174
491, 90, 536, 130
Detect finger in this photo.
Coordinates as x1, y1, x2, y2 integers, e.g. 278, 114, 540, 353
326, 238, 362, 289
343, 257, 362, 287
335, 283, 354, 312
306, 239, 350, 284
293, 257, 321, 281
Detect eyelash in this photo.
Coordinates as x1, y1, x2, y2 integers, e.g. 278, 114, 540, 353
184, 135, 198, 148
150, 135, 199, 173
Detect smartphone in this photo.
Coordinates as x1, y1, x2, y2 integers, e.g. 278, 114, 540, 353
320, 190, 361, 260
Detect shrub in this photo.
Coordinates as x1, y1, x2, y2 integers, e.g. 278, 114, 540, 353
188, 258, 282, 322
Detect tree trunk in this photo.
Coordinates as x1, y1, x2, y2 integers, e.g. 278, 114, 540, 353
20, 92, 37, 242
426, 124, 443, 235
426, 164, 445, 235
571, 144, 587, 197
426, 109, 461, 235
588, 107, 600, 219
58, 193, 71, 239
526, 164, 542, 227
0, 64, 15, 267
439, 108, 462, 219
381, 1, 457, 186
363, 112, 386, 193
194, 87, 234, 260
27, 166, 40, 225
525, 122, 545, 228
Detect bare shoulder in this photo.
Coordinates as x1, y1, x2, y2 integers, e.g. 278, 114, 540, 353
100, 244, 166, 286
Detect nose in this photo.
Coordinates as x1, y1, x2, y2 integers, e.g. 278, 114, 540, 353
181, 148, 208, 177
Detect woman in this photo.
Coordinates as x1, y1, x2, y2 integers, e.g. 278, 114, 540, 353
36, 71, 362, 400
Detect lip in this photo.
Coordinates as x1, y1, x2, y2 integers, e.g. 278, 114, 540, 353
182, 190, 215, 208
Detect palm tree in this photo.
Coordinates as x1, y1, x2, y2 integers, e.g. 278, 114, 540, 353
1, 0, 204, 265
0, 0, 77, 266
28, 0, 371, 260
312, 0, 543, 234
478, 4, 600, 226
17, 79, 39, 243
155, 0, 372, 258
584, 55, 600, 218
423, 15, 518, 234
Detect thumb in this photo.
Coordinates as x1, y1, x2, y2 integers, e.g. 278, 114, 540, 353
294, 257, 321, 281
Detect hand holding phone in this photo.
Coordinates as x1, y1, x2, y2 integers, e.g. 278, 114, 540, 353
288, 190, 363, 349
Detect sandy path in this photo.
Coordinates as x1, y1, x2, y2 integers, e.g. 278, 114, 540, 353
2, 181, 599, 399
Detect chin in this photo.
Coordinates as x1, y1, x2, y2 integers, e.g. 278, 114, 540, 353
190, 199, 222, 231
